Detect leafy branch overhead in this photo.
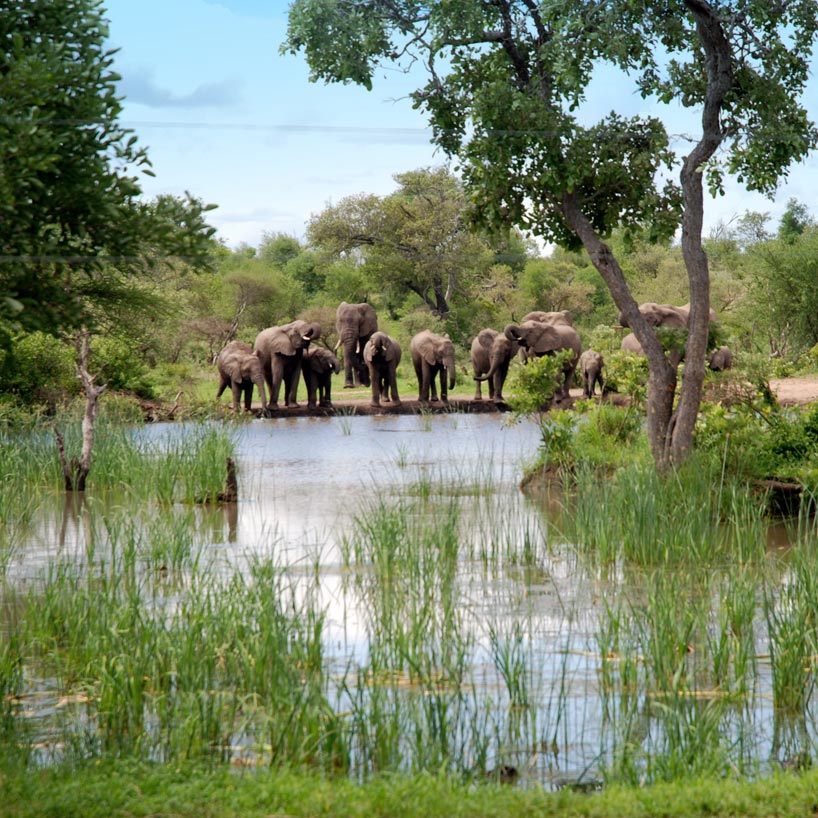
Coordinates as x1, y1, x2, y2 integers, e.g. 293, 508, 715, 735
284, 0, 817, 468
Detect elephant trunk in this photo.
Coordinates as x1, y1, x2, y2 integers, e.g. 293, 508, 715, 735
447, 359, 456, 390
256, 376, 268, 412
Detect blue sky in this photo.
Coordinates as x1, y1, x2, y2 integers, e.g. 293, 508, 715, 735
104, 0, 818, 249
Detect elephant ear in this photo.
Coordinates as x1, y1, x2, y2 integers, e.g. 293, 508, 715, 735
360, 305, 378, 336
268, 329, 297, 356
363, 340, 375, 363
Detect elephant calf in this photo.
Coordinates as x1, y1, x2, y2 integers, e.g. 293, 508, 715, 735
471, 328, 515, 402
301, 347, 341, 408
708, 346, 734, 371
363, 331, 401, 407
410, 330, 456, 403
216, 341, 268, 413
579, 349, 604, 399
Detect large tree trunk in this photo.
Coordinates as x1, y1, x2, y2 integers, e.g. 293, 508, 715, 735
56, 331, 106, 492
560, 194, 678, 467
668, 0, 733, 464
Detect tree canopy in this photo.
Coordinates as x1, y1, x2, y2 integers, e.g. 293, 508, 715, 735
284, 0, 818, 466
306, 166, 525, 319
0, 0, 216, 344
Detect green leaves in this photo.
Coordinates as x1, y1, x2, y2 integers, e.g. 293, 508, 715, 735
0, 0, 216, 342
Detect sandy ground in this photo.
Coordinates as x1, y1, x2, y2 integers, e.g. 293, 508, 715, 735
768, 376, 818, 407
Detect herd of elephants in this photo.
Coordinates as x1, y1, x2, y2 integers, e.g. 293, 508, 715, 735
215, 300, 734, 414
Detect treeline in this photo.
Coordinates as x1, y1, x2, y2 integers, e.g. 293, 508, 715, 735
1, 166, 815, 409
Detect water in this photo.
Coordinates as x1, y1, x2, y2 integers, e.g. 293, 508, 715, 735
4, 413, 816, 786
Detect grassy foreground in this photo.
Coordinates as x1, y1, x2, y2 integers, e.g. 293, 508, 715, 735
2, 761, 818, 818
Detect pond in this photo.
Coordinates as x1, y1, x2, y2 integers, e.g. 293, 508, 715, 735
3, 412, 817, 788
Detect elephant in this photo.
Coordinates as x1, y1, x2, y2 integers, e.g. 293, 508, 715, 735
301, 346, 341, 408
410, 330, 456, 403
215, 341, 268, 413
254, 319, 322, 408
521, 310, 573, 326
363, 331, 402, 407
618, 301, 718, 330
335, 301, 377, 388
579, 349, 604, 399
504, 320, 582, 400
620, 332, 644, 355
471, 328, 516, 402
708, 345, 734, 372
618, 301, 721, 366
517, 311, 573, 362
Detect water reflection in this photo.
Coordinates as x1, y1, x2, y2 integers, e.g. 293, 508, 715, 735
6, 413, 818, 786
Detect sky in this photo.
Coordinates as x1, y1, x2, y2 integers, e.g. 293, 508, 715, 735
104, 0, 818, 250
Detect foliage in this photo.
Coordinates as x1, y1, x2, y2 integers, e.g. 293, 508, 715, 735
284, 0, 818, 468
0, 332, 76, 403
505, 352, 570, 415
306, 167, 525, 318
745, 225, 818, 355
599, 351, 649, 405
0, 1, 217, 343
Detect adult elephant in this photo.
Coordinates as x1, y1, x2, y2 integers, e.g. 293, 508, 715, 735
619, 302, 720, 364
363, 331, 402, 407
335, 301, 377, 388
254, 320, 322, 408
579, 349, 604, 399
620, 332, 645, 355
301, 346, 341, 408
504, 320, 582, 400
471, 328, 516, 402
521, 310, 573, 326
215, 341, 268, 413
410, 330, 456, 403
618, 301, 718, 330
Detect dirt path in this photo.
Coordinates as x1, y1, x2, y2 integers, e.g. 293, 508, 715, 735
768, 376, 818, 407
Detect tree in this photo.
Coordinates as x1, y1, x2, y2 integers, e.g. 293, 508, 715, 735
306, 166, 515, 318
284, 1, 817, 468
0, 1, 216, 488
778, 199, 815, 243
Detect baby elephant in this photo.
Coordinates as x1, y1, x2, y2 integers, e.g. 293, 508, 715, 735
579, 349, 604, 399
708, 346, 734, 372
216, 341, 268, 413
301, 347, 341, 408
363, 331, 402, 407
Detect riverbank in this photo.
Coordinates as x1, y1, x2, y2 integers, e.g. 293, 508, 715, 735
4, 760, 818, 818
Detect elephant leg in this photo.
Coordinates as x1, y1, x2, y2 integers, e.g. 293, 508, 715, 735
242, 383, 254, 411
285, 364, 300, 407
320, 375, 332, 407
429, 367, 440, 401
230, 382, 242, 412
389, 368, 400, 405
269, 361, 284, 408
216, 374, 230, 402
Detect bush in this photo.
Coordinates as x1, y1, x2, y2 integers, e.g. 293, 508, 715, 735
0, 332, 76, 403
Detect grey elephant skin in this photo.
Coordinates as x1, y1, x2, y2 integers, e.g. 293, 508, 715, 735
216, 341, 268, 413
504, 320, 582, 400
619, 302, 719, 364
579, 349, 604, 399
410, 330, 456, 403
708, 346, 734, 371
363, 331, 402, 407
517, 311, 573, 362
336, 301, 377, 388
471, 328, 516, 402
254, 320, 322, 408
301, 347, 341, 408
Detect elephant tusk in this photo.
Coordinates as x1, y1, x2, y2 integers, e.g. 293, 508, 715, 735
302, 335, 312, 341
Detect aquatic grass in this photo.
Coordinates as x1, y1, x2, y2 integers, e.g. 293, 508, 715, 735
762, 546, 818, 715
559, 455, 768, 567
